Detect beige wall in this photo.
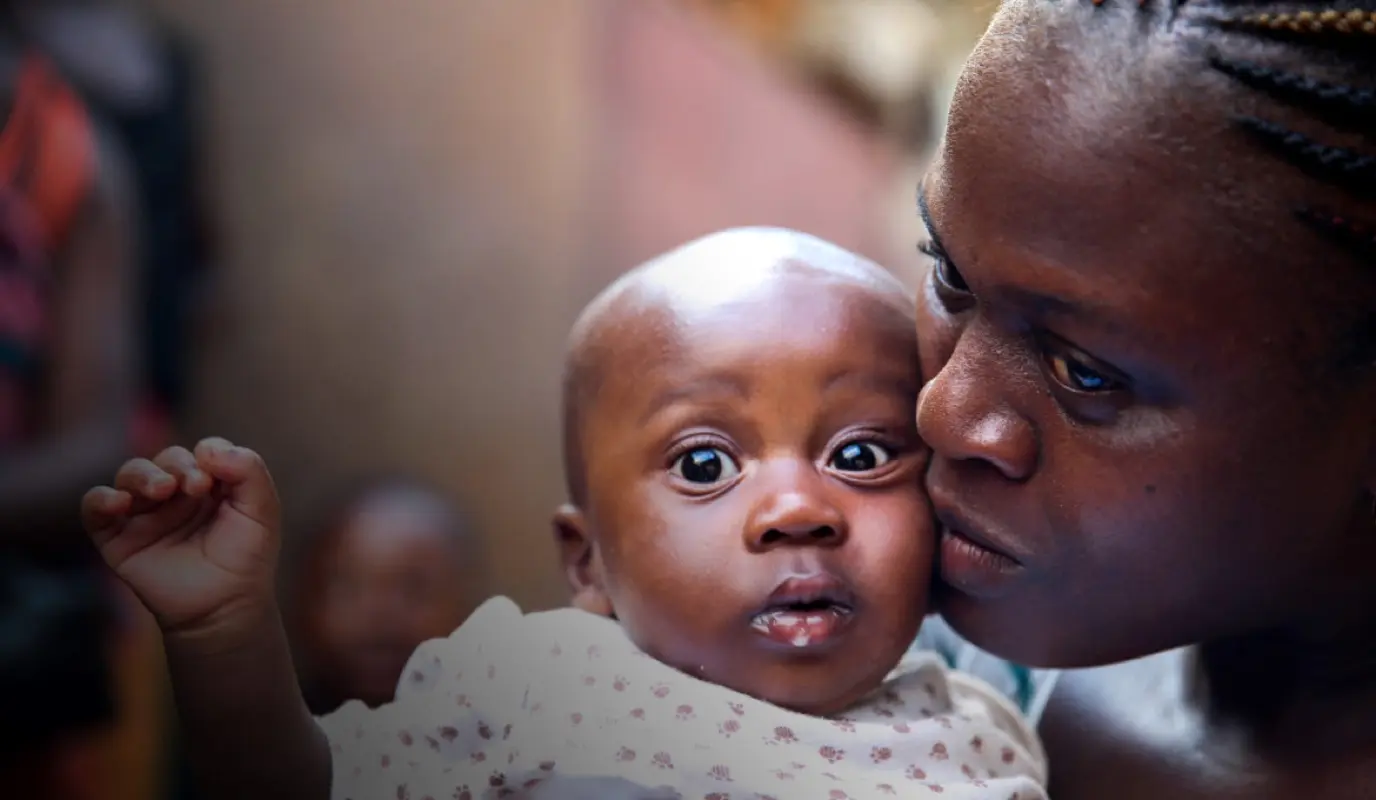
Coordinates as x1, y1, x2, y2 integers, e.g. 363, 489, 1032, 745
145, 0, 900, 610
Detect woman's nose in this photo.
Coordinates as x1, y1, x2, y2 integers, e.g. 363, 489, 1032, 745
916, 323, 1037, 482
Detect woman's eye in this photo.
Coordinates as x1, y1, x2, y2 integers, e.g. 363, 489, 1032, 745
829, 441, 893, 473
921, 242, 970, 294
936, 258, 970, 293
671, 447, 741, 485
1046, 351, 1120, 393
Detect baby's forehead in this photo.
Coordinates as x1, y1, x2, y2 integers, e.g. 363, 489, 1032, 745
588, 278, 913, 403
605, 266, 905, 356
563, 230, 916, 442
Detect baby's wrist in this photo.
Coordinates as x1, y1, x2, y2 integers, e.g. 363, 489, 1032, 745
161, 593, 286, 660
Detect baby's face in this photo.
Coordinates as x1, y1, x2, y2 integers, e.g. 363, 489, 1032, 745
574, 272, 931, 715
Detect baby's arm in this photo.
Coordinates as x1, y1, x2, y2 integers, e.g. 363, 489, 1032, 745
82, 441, 329, 800
165, 599, 330, 800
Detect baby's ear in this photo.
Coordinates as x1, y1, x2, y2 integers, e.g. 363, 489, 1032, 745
552, 504, 613, 617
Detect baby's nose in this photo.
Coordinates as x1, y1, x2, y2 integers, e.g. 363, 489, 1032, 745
743, 477, 847, 552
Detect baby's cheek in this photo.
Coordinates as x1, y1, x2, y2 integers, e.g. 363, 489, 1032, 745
852, 503, 936, 602
608, 562, 740, 667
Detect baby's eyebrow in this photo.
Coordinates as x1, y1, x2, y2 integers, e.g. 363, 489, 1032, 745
639, 376, 750, 424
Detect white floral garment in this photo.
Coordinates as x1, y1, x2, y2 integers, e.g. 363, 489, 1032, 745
320, 597, 1048, 800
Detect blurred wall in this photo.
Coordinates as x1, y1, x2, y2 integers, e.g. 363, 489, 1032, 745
592, 1, 897, 284
142, 0, 903, 610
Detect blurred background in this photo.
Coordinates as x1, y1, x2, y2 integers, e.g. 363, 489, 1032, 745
0, 0, 996, 797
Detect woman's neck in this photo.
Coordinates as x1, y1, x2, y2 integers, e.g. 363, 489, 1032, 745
1191, 600, 1376, 763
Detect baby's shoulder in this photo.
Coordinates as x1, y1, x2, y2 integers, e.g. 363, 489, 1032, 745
837, 651, 1049, 785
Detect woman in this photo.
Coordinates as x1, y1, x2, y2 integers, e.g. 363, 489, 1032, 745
913, 1, 1376, 797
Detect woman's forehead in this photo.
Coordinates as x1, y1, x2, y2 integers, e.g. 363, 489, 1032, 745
934, 16, 1343, 288
923, 18, 1375, 381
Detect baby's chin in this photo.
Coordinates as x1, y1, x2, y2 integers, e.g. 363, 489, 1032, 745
749, 672, 889, 718
686, 653, 899, 719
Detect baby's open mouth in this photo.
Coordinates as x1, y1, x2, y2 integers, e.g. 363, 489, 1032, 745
750, 581, 856, 649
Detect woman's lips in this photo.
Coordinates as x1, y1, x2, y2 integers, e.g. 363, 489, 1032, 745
938, 525, 1025, 598
927, 496, 1028, 598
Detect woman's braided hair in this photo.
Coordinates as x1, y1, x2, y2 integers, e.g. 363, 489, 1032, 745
1090, 1, 1376, 263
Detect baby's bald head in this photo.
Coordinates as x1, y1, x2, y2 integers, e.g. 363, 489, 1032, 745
561, 227, 913, 506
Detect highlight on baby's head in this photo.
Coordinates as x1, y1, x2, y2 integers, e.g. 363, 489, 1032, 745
553, 227, 933, 716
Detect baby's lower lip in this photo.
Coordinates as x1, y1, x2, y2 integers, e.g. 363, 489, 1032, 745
750, 607, 853, 649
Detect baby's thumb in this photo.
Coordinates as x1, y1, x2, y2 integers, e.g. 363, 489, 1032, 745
193, 438, 280, 531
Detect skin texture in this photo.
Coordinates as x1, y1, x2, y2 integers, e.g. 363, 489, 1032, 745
294, 485, 477, 711
915, 1, 1376, 797
556, 228, 932, 716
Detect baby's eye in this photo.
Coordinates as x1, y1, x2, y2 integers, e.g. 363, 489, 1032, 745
670, 447, 741, 485
828, 441, 893, 473
1045, 352, 1121, 393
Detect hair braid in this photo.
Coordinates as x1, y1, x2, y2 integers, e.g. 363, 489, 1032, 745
1235, 116, 1376, 201
1297, 207, 1376, 263
1216, 8, 1376, 34
1180, 3, 1376, 268
1073, 0, 1376, 358
1208, 56, 1376, 134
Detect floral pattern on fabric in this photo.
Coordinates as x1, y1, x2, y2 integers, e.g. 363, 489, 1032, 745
320, 598, 1048, 800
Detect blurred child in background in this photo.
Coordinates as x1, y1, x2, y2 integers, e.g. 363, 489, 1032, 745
291, 478, 482, 713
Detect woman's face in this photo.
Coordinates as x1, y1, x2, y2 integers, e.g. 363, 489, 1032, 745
915, 2, 1376, 668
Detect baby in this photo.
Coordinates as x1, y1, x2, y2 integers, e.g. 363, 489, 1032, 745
81, 228, 1047, 800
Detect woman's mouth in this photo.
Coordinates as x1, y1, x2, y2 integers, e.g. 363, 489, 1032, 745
939, 525, 1024, 598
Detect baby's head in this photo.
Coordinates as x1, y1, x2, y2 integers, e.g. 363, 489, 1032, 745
295, 479, 479, 709
555, 228, 931, 716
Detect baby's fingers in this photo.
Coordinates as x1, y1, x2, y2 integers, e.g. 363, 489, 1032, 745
153, 446, 213, 497
81, 486, 131, 538
113, 458, 177, 503
193, 438, 280, 530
